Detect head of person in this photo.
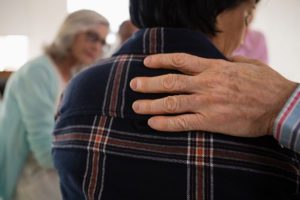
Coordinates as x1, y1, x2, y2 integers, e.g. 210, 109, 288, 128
45, 9, 109, 66
118, 20, 138, 44
129, 0, 259, 57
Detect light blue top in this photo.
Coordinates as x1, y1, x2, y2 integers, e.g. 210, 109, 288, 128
0, 55, 60, 200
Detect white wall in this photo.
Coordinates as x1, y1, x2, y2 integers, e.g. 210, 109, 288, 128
253, 0, 300, 82
26, 0, 67, 58
0, 0, 67, 59
0, 0, 29, 35
66, 0, 130, 33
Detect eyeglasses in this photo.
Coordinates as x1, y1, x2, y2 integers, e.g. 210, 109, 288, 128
85, 31, 106, 46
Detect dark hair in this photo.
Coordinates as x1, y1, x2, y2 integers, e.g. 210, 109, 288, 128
130, 0, 260, 37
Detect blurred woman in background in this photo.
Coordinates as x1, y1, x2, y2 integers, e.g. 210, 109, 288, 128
0, 9, 109, 200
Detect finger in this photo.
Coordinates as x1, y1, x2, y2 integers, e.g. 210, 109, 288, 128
143, 53, 212, 75
147, 114, 207, 132
132, 95, 198, 115
130, 73, 195, 93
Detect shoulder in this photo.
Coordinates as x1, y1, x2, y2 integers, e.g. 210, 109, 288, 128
4, 55, 58, 98
9, 55, 56, 84
60, 58, 120, 114
58, 55, 148, 118
22, 55, 56, 79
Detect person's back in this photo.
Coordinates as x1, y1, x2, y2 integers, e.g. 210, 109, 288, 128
53, 27, 300, 200
53, 1, 300, 199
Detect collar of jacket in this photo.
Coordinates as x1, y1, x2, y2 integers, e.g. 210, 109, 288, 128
113, 27, 226, 60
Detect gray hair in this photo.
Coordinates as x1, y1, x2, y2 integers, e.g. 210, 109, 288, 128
45, 9, 109, 60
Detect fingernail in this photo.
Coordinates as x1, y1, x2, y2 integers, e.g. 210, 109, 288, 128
132, 102, 140, 112
148, 118, 155, 127
144, 56, 152, 65
130, 79, 142, 90
130, 79, 137, 90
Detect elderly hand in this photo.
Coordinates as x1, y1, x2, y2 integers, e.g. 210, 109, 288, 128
130, 53, 297, 137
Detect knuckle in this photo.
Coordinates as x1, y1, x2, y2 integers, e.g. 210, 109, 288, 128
194, 95, 204, 104
163, 96, 178, 113
171, 53, 187, 67
161, 74, 190, 92
190, 113, 205, 130
201, 95, 213, 104
174, 116, 189, 130
161, 74, 177, 90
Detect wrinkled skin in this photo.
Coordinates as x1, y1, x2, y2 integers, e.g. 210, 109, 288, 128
130, 53, 297, 137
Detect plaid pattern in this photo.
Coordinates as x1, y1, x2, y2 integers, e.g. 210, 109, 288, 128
274, 84, 300, 153
53, 28, 300, 200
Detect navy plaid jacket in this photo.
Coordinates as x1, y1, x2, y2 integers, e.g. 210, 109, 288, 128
53, 28, 300, 200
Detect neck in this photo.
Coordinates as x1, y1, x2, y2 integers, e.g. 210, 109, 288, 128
211, 37, 233, 58
51, 55, 77, 82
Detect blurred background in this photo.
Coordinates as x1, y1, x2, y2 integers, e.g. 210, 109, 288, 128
0, 0, 299, 80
